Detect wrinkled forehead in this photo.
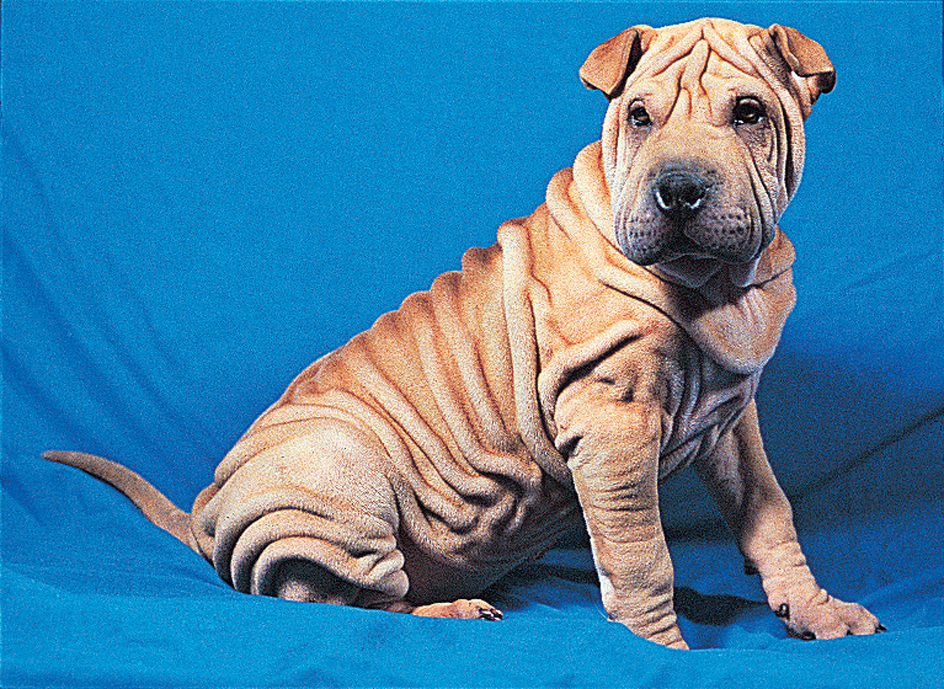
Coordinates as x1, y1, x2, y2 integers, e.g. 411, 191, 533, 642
624, 19, 788, 104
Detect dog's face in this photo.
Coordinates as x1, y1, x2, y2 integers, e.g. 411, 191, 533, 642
608, 47, 788, 279
581, 19, 835, 287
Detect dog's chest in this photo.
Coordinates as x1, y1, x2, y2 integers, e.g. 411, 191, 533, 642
537, 295, 760, 482
654, 347, 760, 479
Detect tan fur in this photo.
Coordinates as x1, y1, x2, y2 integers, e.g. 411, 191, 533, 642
45, 18, 883, 648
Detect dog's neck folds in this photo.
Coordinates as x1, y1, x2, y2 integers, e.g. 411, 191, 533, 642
545, 142, 797, 375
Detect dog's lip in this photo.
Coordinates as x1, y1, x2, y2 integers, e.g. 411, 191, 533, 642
648, 254, 761, 289
648, 255, 724, 288
624, 234, 714, 266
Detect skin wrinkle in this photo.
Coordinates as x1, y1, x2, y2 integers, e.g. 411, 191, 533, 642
307, 390, 474, 526
636, 27, 702, 84
703, 22, 761, 78
699, 68, 780, 238
413, 300, 480, 477
744, 155, 771, 254
353, 366, 459, 499
741, 81, 791, 215
677, 40, 709, 123
743, 32, 808, 196
360, 332, 520, 512
236, 512, 365, 593
435, 283, 512, 462
660, 374, 760, 479
358, 339, 449, 468
298, 394, 407, 473
220, 493, 356, 589
498, 221, 574, 490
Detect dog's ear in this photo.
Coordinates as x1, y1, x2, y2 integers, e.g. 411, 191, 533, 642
580, 26, 651, 99
766, 24, 836, 103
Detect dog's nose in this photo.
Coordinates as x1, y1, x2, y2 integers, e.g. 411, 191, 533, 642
653, 171, 709, 220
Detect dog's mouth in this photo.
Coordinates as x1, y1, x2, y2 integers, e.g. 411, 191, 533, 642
648, 254, 760, 289
623, 231, 726, 266
615, 212, 766, 288
613, 176, 767, 288
616, 213, 763, 284
649, 255, 723, 287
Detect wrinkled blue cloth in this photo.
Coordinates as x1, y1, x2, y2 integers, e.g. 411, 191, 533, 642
3, 2, 942, 686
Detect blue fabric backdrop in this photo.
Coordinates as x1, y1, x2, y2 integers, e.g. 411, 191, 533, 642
3, 1, 942, 686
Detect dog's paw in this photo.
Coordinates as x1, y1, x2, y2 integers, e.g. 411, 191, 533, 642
410, 598, 504, 621
771, 588, 884, 640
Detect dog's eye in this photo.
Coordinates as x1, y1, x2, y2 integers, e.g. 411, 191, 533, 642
629, 104, 651, 127
733, 98, 766, 126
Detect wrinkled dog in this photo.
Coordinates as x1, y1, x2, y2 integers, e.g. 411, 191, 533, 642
47, 18, 884, 648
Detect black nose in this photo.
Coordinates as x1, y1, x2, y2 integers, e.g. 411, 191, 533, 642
653, 171, 709, 220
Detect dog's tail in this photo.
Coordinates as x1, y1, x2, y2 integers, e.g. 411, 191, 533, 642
42, 451, 197, 551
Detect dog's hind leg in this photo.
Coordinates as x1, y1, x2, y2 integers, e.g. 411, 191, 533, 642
265, 558, 362, 604
405, 600, 503, 620
247, 536, 503, 620
264, 557, 502, 620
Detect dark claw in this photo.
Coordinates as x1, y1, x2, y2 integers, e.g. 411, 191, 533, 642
800, 630, 816, 641
477, 607, 503, 621
743, 561, 759, 576
876, 624, 887, 633
775, 604, 790, 619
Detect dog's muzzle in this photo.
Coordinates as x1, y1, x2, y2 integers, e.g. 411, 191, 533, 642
617, 163, 760, 268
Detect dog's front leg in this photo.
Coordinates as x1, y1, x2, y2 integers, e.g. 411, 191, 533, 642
556, 389, 687, 649
696, 400, 883, 640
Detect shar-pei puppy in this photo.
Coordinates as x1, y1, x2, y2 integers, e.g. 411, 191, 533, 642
46, 18, 885, 648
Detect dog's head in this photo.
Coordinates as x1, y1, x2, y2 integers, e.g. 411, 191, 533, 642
581, 18, 834, 287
